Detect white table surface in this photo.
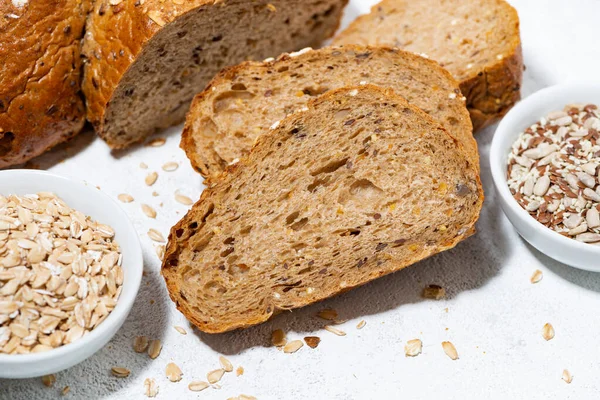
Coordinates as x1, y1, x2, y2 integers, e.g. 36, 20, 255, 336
2, 1, 600, 399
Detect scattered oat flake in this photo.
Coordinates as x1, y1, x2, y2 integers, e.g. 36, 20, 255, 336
207, 368, 225, 384
188, 381, 209, 392
140, 162, 148, 169
144, 378, 159, 397
317, 308, 338, 321
145, 172, 158, 186
118, 193, 134, 203
237, 396, 257, 400
148, 229, 166, 243
111, 367, 131, 378
405, 339, 422, 357
42, 374, 56, 387
162, 162, 179, 172
304, 336, 321, 348
175, 193, 194, 205
173, 325, 187, 335
542, 323, 555, 341
562, 369, 573, 384
61, 386, 70, 396
324, 325, 346, 336
148, 339, 162, 359
166, 362, 182, 382
442, 341, 459, 360
356, 320, 366, 329
271, 329, 287, 347
220, 355, 233, 372
283, 340, 304, 353
148, 137, 166, 147
236, 366, 244, 376
422, 284, 445, 299
134, 336, 149, 353
530, 269, 543, 284
142, 204, 157, 218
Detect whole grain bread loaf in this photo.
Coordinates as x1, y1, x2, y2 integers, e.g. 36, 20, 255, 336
333, 0, 523, 132
163, 85, 483, 333
182, 45, 478, 180
82, 0, 347, 149
0, 0, 89, 168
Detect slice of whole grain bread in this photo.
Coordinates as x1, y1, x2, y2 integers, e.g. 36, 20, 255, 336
82, 0, 347, 149
182, 45, 478, 180
333, 0, 523, 132
163, 85, 483, 333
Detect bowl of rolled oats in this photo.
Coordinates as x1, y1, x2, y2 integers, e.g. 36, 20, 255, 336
0, 170, 143, 378
491, 82, 600, 271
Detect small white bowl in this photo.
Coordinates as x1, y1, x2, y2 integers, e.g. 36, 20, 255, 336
490, 82, 600, 272
0, 170, 143, 378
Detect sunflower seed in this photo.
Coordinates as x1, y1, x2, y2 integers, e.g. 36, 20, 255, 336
148, 339, 162, 359
162, 162, 179, 172
283, 340, 303, 353
61, 386, 70, 396
304, 336, 320, 348
188, 381, 209, 392
356, 320, 366, 329
155, 245, 165, 260
147, 138, 166, 147
405, 339, 422, 357
317, 308, 338, 321
140, 162, 148, 169
175, 193, 194, 205
530, 270, 543, 284
147, 229, 165, 243
562, 369, 573, 384
134, 336, 149, 353
542, 323, 555, 340
144, 378, 159, 397
145, 172, 158, 186
442, 341, 459, 360
117, 194, 134, 203
324, 325, 346, 336
271, 329, 286, 347
174, 326, 187, 335
207, 368, 225, 383
166, 362, 182, 382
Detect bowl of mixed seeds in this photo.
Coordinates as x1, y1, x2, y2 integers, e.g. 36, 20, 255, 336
491, 82, 600, 271
0, 170, 143, 378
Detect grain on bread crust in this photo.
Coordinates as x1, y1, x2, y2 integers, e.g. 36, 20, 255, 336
82, 0, 347, 149
0, 0, 89, 168
333, 0, 523, 131
163, 85, 483, 333
182, 45, 479, 180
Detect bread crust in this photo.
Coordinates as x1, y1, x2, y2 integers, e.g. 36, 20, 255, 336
82, 0, 348, 149
164, 85, 483, 333
0, 0, 89, 168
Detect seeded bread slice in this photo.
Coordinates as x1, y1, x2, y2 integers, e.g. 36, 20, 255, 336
81, 0, 347, 149
183, 45, 478, 180
163, 85, 483, 333
333, 0, 523, 132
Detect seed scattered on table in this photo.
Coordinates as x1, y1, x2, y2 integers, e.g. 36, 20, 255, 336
304, 336, 321, 348
174, 326, 187, 335
405, 339, 422, 357
188, 381, 209, 392
542, 323, 555, 341
147, 138, 166, 147
175, 193, 194, 206
118, 193, 134, 203
145, 172, 158, 186
317, 308, 338, 321
134, 336, 149, 353
207, 368, 225, 384
162, 162, 179, 172
156, 245, 165, 260
61, 386, 70, 396
562, 369, 573, 384
220, 355, 233, 372
442, 341, 459, 360
42, 374, 56, 387
283, 340, 303, 353
139, 162, 148, 169
324, 325, 346, 336
236, 366, 244, 376
111, 367, 131, 378
144, 378, 159, 397
271, 329, 286, 347
141, 204, 157, 219
148, 339, 162, 359
356, 320, 366, 329
530, 269, 543, 284
422, 284, 446, 299
166, 362, 182, 382
148, 229, 166, 243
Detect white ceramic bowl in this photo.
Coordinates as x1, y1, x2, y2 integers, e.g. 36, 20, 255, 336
490, 82, 600, 272
0, 170, 143, 378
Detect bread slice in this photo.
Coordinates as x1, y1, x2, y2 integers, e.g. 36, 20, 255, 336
0, 0, 89, 168
81, 0, 348, 149
333, 0, 523, 132
163, 85, 483, 333
183, 45, 478, 180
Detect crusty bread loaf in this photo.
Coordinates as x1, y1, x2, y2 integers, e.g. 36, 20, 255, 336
82, 0, 347, 149
163, 85, 483, 333
0, 0, 89, 168
182, 45, 478, 180
333, 0, 523, 132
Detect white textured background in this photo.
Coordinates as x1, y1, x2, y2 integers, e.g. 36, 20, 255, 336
2, 0, 600, 399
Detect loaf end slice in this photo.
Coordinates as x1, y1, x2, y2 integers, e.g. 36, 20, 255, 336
82, 0, 348, 149
333, 0, 523, 131
163, 85, 483, 333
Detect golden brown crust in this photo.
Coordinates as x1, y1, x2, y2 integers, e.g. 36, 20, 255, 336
0, 0, 89, 168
